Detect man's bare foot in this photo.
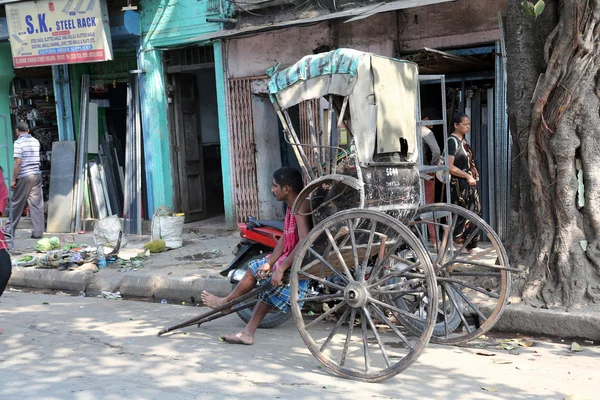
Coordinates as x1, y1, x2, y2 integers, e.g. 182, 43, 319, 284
201, 291, 231, 313
220, 331, 254, 345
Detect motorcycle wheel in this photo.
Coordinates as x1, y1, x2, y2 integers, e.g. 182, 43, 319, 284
233, 251, 292, 329
393, 286, 463, 337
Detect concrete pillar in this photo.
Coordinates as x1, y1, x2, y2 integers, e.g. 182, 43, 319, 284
213, 41, 235, 228
0, 43, 15, 176
139, 46, 173, 212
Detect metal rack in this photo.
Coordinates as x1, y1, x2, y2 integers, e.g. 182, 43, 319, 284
416, 74, 450, 206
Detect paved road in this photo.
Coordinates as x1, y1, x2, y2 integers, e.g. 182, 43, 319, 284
0, 291, 597, 399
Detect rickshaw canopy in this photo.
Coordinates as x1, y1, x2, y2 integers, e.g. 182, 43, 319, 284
268, 48, 419, 164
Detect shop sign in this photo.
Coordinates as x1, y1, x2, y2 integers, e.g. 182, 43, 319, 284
6, 0, 113, 68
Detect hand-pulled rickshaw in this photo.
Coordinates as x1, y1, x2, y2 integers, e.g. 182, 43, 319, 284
159, 49, 519, 383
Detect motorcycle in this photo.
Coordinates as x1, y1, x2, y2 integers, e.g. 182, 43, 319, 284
220, 216, 292, 328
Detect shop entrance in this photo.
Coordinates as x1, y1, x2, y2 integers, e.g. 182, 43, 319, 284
166, 47, 224, 223
9, 67, 57, 224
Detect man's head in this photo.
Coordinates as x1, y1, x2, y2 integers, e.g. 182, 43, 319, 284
423, 116, 433, 130
271, 167, 303, 201
16, 122, 29, 137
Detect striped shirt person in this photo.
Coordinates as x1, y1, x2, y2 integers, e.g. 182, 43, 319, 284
3, 122, 45, 239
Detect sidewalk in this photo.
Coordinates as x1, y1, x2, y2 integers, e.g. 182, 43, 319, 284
7, 218, 239, 303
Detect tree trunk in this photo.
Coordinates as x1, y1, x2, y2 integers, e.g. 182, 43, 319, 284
506, 0, 600, 309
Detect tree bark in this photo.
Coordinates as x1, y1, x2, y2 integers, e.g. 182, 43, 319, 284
506, 0, 600, 308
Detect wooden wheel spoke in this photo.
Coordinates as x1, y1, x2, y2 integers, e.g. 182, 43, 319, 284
450, 228, 480, 263
389, 255, 421, 272
370, 303, 414, 349
443, 258, 498, 270
406, 293, 427, 314
348, 221, 360, 272
302, 293, 345, 303
340, 308, 357, 367
362, 306, 391, 368
368, 270, 422, 289
298, 270, 345, 292
307, 247, 349, 284
373, 288, 427, 296
437, 276, 500, 299
319, 307, 351, 353
368, 238, 403, 285
447, 282, 488, 323
449, 271, 502, 278
443, 259, 515, 273
305, 300, 348, 330
360, 308, 371, 372
441, 283, 474, 333
368, 297, 427, 323
324, 228, 355, 282
371, 277, 424, 292
360, 220, 377, 282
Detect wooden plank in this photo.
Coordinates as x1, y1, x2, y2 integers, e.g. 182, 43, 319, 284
46, 141, 76, 233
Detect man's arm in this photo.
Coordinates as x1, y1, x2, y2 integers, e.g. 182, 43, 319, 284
11, 158, 22, 189
266, 234, 285, 267
422, 129, 441, 165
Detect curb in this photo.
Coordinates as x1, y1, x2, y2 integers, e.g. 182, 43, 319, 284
119, 274, 231, 303
8, 268, 231, 304
9, 268, 93, 292
495, 304, 600, 341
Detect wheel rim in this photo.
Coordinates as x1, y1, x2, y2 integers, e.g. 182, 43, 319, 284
290, 209, 437, 382
403, 203, 511, 344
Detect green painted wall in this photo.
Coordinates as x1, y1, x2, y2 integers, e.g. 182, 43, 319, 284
139, 47, 173, 210
140, 0, 234, 225
142, 0, 225, 47
0, 43, 15, 179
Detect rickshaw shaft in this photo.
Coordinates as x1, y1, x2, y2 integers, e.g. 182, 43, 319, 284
157, 282, 274, 336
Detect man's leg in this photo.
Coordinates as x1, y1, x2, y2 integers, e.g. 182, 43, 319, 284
201, 269, 257, 310
221, 300, 272, 345
3, 175, 33, 235
27, 175, 44, 238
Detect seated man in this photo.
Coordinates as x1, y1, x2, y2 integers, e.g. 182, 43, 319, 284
201, 167, 311, 345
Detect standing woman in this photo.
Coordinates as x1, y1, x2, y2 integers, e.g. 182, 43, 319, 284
0, 166, 11, 334
447, 113, 482, 251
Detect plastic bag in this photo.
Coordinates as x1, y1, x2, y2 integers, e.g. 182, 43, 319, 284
94, 215, 127, 246
151, 207, 184, 249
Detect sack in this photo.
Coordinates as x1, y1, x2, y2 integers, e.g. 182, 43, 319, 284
151, 207, 184, 249
94, 215, 127, 246
436, 136, 459, 183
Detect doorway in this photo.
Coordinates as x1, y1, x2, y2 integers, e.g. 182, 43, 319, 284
166, 47, 224, 223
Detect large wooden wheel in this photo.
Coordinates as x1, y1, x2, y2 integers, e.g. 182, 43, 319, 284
398, 203, 513, 344
289, 209, 437, 382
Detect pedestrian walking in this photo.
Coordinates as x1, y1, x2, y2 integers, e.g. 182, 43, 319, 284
3, 122, 44, 239
447, 113, 482, 251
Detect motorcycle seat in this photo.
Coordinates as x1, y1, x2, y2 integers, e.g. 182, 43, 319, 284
247, 216, 284, 232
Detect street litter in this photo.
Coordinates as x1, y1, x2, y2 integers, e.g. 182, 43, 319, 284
570, 342, 584, 352
101, 291, 122, 299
